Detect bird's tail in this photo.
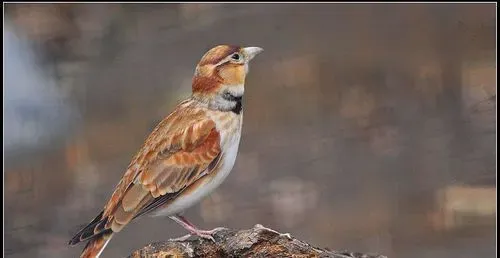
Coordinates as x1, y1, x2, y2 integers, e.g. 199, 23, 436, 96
80, 232, 114, 258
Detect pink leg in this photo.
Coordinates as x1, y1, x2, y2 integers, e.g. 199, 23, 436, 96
169, 215, 227, 242
174, 215, 197, 229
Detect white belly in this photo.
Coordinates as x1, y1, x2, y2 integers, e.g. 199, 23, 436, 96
151, 117, 242, 217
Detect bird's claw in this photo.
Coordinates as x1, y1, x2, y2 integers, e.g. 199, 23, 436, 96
195, 232, 216, 242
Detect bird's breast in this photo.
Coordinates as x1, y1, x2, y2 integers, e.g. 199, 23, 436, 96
210, 111, 242, 147
208, 110, 243, 183
151, 111, 242, 217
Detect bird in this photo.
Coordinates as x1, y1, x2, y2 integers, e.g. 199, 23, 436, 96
68, 44, 264, 258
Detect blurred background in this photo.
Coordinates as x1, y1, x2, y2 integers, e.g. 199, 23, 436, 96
3, 3, 496, 258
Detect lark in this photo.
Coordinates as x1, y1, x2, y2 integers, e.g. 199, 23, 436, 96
69, 45, 263, 257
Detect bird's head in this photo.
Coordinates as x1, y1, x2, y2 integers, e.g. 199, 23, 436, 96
191, 44, 263, 112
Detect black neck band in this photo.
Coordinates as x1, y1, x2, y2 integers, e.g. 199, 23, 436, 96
223, 92, 243, 114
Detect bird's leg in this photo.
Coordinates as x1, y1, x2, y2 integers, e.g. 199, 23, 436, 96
168, 215, 198, 241
175, 214, 228, 235
169, 215, 223, 242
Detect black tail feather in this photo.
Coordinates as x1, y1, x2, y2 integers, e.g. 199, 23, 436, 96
69, 210, 111, 246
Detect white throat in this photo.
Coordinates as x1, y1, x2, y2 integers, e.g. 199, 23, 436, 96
209, 84, 244, 112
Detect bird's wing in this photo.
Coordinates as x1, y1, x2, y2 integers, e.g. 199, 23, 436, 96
69, 100, 222, 245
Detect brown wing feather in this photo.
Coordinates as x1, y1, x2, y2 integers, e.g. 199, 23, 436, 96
70, 99, 222, 244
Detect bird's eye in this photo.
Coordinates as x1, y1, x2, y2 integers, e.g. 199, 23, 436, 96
231, 53, 241, 61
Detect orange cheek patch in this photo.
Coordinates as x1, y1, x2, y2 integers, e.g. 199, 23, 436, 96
219, 64, 245, 85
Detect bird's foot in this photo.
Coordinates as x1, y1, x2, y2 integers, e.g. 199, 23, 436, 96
198, 227, 229, 235
190, 227, 230, 242
169, 215, 227, 243
169, 227, 227, 242
193, 232, 216, 242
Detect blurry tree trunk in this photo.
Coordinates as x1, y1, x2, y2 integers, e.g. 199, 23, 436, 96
129, 224, 386, 258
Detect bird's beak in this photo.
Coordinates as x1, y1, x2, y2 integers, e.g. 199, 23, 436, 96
243, 47, 264, 62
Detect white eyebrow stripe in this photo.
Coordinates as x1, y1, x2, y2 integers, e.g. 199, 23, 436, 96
215, 56, 231, 66
215, 52, 242, 66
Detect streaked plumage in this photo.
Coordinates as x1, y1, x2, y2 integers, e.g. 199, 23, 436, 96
69, 44, 263, 258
